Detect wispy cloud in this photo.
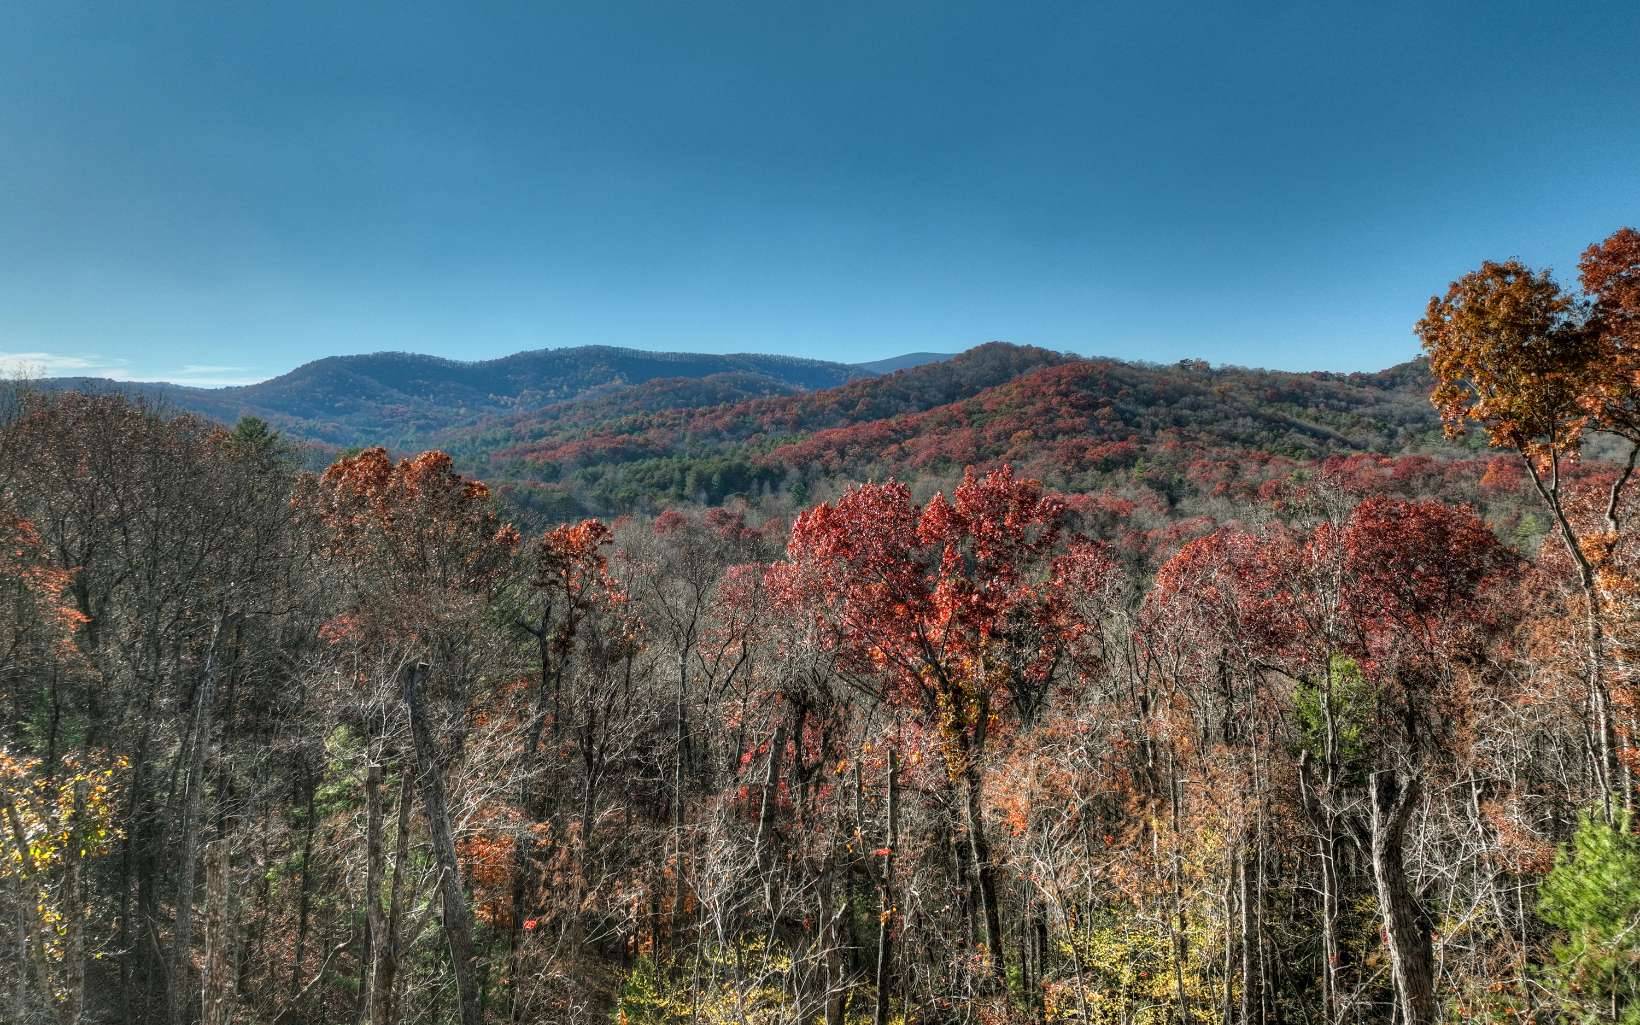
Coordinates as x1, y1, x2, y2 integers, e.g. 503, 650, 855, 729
0, 351, 266, 388
167, 365, 264, 388
0, 351, 133, 380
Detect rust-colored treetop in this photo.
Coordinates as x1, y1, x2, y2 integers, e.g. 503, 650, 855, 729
1416, 259, 1598, 457
772, 466, 1068, 687
1418, 228, 1640, 460
1578, 227, 1640, 438
535, 518, 615, 595
1581, 226, 1640, 341
300, 446, 519, 591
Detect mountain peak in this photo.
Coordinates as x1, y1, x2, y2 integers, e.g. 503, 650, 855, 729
854, 351, 957, 374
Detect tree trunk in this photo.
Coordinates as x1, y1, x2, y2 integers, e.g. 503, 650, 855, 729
507, 627, 559, 1022
1300, 747, 1341, 1025
53, 779, 89, 1025
669, 657, 688, 953
372, 770, 413, 1025
363, 763, 386, 1024
819, 865, 848, 1025
403, 663, 483, 1025
754, 722, 786, 924
171, 641, 219, 1025
1370, 772, 1435, 1025
117, 724, 154, 1020
1034, 913, 1049, 1025
1584, 603, 1621, 816
202, 839, 235, 1025
952, 832, 977, 954
9, 869, 43, 1023
963, 764, 1007, 985
571, 750, 598, 952
289, 769, 317, 1004
1221, 855, 1235, 1025
1241, 842, 1262, 1025
1168, 747, 1191, 1025
874, 749, 899, 1025
754, 723, 785, 870
1524, 454, 1623, 815
3, 786, 52, 1021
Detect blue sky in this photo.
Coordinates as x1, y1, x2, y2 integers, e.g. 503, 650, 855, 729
1, 1, 1635, 385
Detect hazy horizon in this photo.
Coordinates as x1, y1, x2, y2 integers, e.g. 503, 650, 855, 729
4, 337, 1444, 391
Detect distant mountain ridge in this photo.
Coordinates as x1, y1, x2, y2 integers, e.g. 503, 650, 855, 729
33, 345, 877, 446
853, 351, 956, 374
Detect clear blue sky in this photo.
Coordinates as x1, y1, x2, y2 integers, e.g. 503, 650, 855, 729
1, 1, 1635, 385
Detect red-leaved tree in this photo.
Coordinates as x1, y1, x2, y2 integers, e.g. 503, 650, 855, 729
770, 465, 1070, 985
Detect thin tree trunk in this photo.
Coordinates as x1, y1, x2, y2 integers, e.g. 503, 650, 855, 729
572, 744, 599, 952
10, 869, 43, 1023
825, 874, 848, 1025
874, 749, 898, 1025
289, 770, 317, 1004
953, 831, 977, 954
403, 663, 483, 1025
1301, 746, 1341, 1024
58, 779, 90, 1025
1222, 853, 1236, 1025
1240, 832, 1262, 1025
118, 725, 154, 1019
171, 629, 221, 1025
372, 770, 413, 1025
669, 657, 688, 954
3, 787, 52, 1020
1168, 747, 1191, 1025
363, 763, 386, 1024
1524, 455, 1622, 816
507, 623, 559, 1022
1034, 913, 1049, 1025
754, 722, 786, 926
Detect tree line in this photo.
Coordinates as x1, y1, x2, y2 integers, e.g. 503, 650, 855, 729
0, 227, 1637, 1024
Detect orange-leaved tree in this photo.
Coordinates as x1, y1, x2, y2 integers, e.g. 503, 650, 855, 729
1417, 231, 1640, 810
298, 448, 519, 1025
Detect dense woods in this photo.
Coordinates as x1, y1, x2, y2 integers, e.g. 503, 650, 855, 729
3, 227, 1640, 1025
460, 344, 1442, 520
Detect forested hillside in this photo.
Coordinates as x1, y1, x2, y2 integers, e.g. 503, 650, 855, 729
2, 227, 1639, 1025
35, 341, 1450, 523
457, 344, 1447, 522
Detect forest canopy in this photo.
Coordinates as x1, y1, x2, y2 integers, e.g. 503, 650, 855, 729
1, 227, 1639, 1025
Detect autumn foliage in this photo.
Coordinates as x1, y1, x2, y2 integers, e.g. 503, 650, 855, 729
3, 226, 1640, 1025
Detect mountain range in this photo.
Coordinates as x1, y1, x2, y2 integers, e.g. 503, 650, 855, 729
33, 346, 905, 446
27, 341, 1466, 523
